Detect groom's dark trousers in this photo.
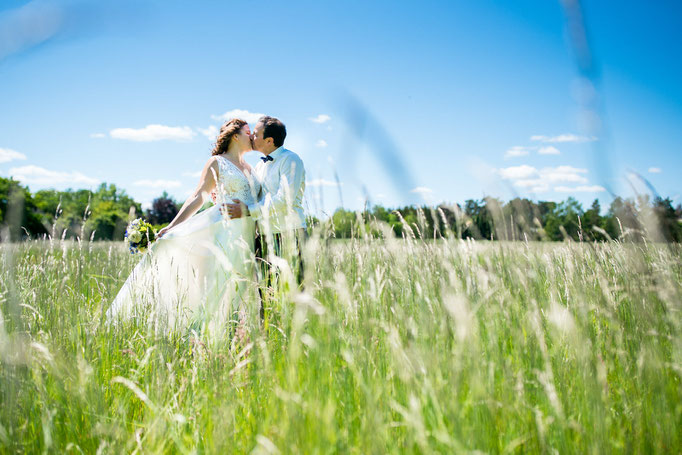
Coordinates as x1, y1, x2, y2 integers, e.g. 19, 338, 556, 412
254, 227, 306, 320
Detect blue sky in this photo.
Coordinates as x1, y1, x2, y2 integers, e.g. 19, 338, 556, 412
1, 0, 680, 216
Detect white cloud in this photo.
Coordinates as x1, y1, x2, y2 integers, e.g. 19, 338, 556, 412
504, 146, 530, 159
411, 186, 434, 202
110, 125, 196, 142
510, 180, 550, 193
197, 125, 219, 141
211, 109, 264, 124
530, 134, 596, 143
0, 147, 27, 163
648, 167, 662, 174
134, 179, 182, 188
511, 179, 554, 193
309, 114, 331, 124
89, 133, 106, 139
315, 139, 328, 148
529, 184, 550, 193
411, 186, 434, 195
306, 178, 342, 187
538, 146, 561, 155
498, 165, 591, 194
504, 145, 561, 158
498, 165, 538, 180
513, 179, 543, 188
542, 165, 588, 184
554, 185, 606, 193
9, 165, 98, 186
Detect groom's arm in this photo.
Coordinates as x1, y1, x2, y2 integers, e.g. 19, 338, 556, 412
224, 164, 264, 219
247, 154, 305, 222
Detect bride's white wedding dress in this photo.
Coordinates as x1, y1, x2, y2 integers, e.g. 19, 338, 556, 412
106, 156, 260, 338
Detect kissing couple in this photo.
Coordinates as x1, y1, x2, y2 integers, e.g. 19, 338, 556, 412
106, 115, 306, 340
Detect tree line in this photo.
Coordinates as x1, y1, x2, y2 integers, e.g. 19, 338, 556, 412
1, 176, 680, 242
0, 177, 170, 242
332, 195, 682, 242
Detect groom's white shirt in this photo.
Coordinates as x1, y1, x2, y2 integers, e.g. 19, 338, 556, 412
248, 146, 306, 234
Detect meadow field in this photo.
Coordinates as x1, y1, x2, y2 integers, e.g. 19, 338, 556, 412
1, 233, 680, 453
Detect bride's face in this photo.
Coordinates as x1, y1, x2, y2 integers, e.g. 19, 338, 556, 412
234, 124, 252, 151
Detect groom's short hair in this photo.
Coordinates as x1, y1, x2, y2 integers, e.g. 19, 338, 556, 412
258, 116, 286, 148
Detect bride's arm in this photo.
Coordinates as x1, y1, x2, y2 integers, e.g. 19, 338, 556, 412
158, 158, 218, 237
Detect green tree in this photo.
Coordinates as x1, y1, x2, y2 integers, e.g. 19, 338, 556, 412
0, 177, 47, 240
653, 197, 682, 242
556, 197, 584, 240
331, 208, 356, 238
145, 191, 179, 227
462, 199, 490, 240
84, 184, 141, 240
582, 199, 603, 240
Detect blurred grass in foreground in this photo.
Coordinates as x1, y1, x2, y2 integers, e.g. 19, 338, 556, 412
1, 232, 680, 453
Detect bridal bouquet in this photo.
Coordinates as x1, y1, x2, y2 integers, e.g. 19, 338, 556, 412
125, 218, 156, 254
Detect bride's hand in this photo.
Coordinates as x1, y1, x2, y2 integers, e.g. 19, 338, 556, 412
157, 226, 172, 238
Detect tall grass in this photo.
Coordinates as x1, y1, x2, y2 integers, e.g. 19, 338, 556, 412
1, 231, 680, 453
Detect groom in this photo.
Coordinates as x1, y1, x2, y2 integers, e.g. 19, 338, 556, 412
224, 116, 306, 318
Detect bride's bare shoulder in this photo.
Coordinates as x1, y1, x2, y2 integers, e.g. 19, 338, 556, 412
197, 156, 221, 178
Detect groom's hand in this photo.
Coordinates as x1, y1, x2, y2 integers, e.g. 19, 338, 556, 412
224, 198, 249, 219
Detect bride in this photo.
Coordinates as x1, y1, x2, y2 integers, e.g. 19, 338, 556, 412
106, 118, 260, 339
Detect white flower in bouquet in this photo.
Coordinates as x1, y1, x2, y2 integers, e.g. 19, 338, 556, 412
129, 231, 142, 243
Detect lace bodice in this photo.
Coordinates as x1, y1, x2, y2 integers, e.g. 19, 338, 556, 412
212, 156, 260, 208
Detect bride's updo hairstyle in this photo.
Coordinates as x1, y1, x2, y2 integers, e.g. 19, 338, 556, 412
211, 118, 248, 156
